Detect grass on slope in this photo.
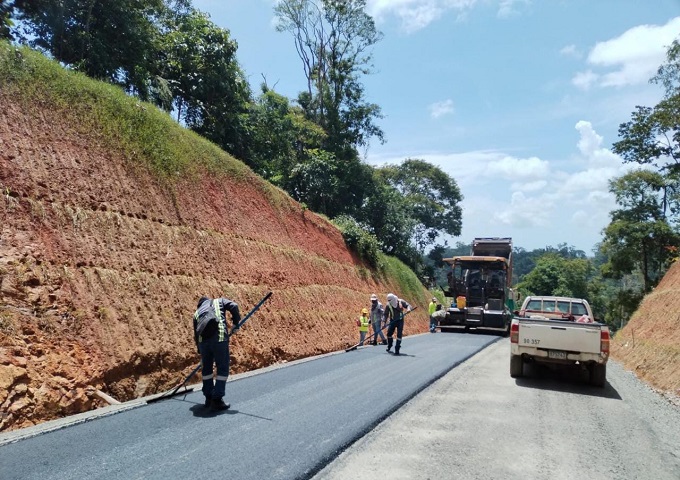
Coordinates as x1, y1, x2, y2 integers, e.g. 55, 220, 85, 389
0, 42, 288, 209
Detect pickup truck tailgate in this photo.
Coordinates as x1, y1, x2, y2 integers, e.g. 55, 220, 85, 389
519, 320, 602, 353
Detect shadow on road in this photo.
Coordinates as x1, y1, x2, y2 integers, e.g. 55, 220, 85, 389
188, 404, 273, 421
514, 362, 622, 400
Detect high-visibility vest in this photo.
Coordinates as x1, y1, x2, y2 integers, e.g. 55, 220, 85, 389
358, 315, 370, 332
387, 303, 404, 322
429, 302, 437, 315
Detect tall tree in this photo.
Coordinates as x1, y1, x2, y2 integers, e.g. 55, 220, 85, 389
275, 0, 384, 155
156, 8, 251, 158
377, 159, 463, 253
247, 85, 327, 185
516, 254, 591, 299
13, 0, 168, 98
600, 170, 679, 292
1, 0, 12, 40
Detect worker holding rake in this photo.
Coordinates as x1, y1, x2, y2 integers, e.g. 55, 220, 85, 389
193, 296, 241, 411
384, 293, 412, 356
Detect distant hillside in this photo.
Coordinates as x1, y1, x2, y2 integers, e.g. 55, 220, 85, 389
612, 260, 680, 400
0, 43, 431, 432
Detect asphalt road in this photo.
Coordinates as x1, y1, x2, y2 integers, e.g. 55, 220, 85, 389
0, 332, 497, 480
313, 339, 680, 480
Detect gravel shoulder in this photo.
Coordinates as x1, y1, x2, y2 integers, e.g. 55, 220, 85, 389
313, 338, 680, 480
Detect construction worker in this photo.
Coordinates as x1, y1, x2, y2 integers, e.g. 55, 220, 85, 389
357, 308, 370, 346
384, 293, 412, 355
193, 295, 241, 411
429, 297, 438, 333
369, 293, 386, 345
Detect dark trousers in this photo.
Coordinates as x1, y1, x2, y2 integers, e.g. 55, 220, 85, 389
200, 337, 230, 399
386, 319, 404, 352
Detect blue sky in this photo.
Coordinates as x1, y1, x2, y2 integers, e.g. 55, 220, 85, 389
192, 0, 680, 254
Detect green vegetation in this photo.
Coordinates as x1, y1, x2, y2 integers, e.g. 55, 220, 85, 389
0, 41, 260, 185
381, 256, 426, 304
332, 215, 382, 269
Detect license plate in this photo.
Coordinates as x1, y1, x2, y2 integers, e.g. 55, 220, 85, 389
548, 350, 567, 360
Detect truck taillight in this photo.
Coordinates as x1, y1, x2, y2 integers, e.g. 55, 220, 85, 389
510, 321, 519, 343
600, 329, 610, 356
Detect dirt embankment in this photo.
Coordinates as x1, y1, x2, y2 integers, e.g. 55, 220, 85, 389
611, 260, 680, 402
0, 97, 430, 432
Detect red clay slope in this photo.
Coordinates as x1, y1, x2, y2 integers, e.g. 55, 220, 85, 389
611, 260, 680, 400
0, 94, 430, 432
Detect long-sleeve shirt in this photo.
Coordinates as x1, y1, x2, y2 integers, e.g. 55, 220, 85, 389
370, 301, 384, 325
193, 297, 241, 344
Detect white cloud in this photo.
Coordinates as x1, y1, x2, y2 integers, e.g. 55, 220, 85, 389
366, 0, 525, 33
487, 155, 549, 179
429, 99, 455, 118
575, 120, 622, 167
572, 70, 598, 90
494, 191, 553, 228
510, 179, 546, 192
497, 0, 530, 19
560, 44, 582, 59
573, 16, 680, 89
367, 122, 630, 252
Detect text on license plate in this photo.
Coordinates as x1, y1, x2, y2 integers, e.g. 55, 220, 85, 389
548, 350, 567, 360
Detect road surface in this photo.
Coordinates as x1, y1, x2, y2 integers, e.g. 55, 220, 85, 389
0, 332, 495, 480
313, 339, 680, 480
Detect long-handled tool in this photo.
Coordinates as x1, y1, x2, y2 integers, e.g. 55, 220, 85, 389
147, 291, 273, 404
345, 306, 418, 352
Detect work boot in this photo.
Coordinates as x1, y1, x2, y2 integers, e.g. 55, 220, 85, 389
371, 340, 377, 346
386, 338, 393, 352
204, 396, 211, 408
394, 349, 400, 356
210, 398, 230, 411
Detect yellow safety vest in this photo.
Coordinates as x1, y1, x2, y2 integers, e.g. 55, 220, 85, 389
359, 315, 370, 332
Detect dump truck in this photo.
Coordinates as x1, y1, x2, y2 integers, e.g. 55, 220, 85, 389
439, 237, 518, 334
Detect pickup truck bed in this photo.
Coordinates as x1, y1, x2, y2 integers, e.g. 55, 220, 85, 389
510, 316, 610, 387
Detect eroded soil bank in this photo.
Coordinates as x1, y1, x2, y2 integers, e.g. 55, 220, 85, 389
0, 95, 430, 431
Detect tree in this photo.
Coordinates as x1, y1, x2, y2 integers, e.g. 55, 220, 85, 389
1, 0, 12, 40
613, 37, 680, 179
154, 8, 252, 158
14, 0, 169, 98
275, 0, 384, 156
600, 170, 679, 292
516, 254, 591, 299
247, 86, 327, 185
360, 178, 416, 258
377, 159, 463, 253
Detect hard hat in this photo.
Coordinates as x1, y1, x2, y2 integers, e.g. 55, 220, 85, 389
361, 308, 369, 314
370, 294, 378, 301
432, 297, 437, 302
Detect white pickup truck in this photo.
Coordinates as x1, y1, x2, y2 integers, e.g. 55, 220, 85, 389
509, 295, 610, 387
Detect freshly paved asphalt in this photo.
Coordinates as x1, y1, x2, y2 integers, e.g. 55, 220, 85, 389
0, 332, 498, 480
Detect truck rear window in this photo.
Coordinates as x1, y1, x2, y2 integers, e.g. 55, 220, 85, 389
526, 300, 542, 310
571, 303, 587, 316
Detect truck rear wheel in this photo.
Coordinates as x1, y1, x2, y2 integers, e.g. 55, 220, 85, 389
590, 363, 606, 387
510, 355, 523, 378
